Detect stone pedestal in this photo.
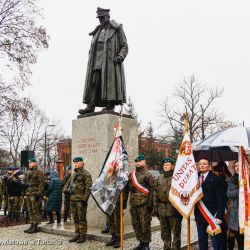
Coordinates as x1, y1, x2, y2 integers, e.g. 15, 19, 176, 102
72, 111, 138, 228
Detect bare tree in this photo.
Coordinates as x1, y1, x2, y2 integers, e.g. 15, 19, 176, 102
0, 97, 32, 165
0, 99, 64, 167
0, 0, 49, 86
159, 76, 224, 142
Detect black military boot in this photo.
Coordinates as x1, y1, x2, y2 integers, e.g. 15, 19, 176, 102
113, 236, 120, 248
27, 224, 38, 234
69, 234, 80, 242
133, 241, 144, 250
47, 211, 54, 224
23, 224, 33, 233
76, 234, 86, 243
142, 242, 150, 250
56, 212, 61, 223
106, 234, 116, 246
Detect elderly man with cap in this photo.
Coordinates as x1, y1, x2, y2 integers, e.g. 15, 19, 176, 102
63, 157, 92, 244
154, 157, 182, 250
23, 157, 45, 233
125, 154, 155, 250
79, 7, 128, 114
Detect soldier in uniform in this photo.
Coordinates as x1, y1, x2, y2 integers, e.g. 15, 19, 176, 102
6, 170, 25, 221
154, 157, 182, 250
126, 154, 155, 250
63, 166, 72, 222
23, 158, 45, 234
2, 166, 18, 217
63, 157, 92, 244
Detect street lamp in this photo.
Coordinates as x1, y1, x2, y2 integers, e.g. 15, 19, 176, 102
44, 124, 56, 173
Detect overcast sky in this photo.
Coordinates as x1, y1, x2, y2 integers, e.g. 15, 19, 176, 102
27, 0, 250, 137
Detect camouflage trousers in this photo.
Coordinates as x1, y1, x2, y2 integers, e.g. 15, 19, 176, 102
8, 196, 22, 215
109, 204, 121, 237
130, 204, 152, 242
159, 215, 181, 250
26, 196, 41, 224
71, 201, 87, 236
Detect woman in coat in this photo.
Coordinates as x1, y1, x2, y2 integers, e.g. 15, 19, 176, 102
44, 171, 63, 224
226, 161, 244, 250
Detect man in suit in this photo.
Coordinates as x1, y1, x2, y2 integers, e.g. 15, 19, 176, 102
194, 158, 226, 250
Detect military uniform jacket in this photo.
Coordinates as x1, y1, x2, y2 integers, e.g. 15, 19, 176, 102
127, 167, 155, 208
63, 168, 92, 202
154, 172, 181, 217
25, 169, 45, 196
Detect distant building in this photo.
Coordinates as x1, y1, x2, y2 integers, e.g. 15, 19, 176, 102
138, 136, 170, 158
57, 139, 72, 167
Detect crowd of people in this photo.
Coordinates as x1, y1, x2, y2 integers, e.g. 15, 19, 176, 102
0, 155, 243, 250
0, 159, 72, 227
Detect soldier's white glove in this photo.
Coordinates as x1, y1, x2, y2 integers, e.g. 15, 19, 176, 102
214, 218, 222, 225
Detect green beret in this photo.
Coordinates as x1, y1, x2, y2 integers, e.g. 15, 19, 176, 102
28, 157, 37, 163
73, 157, 84, 162
162, 157, 176, 164
135, 154, 145, 162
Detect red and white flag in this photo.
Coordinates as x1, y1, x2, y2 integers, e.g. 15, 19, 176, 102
239, 146, 250, 233
169, 132, 203, 218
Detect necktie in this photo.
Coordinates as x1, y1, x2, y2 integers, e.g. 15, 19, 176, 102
201, 175, 204, 184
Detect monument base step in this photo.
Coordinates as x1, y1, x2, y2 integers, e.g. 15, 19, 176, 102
38, 217, 160, 242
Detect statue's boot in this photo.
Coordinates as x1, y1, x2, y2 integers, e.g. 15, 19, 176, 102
79, 106, 95, 114
102, 105, 114, 111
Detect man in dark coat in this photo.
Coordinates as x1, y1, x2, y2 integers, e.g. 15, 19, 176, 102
194, 158, 226, 250
79, 7, 128, 114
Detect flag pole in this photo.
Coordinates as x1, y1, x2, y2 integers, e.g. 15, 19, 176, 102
118, 105, 124, 250
184, 112, 191, 250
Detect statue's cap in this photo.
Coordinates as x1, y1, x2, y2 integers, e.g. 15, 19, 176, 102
96, 7, 110, 18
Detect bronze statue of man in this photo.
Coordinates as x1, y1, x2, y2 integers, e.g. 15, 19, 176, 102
79, 7, 128, 114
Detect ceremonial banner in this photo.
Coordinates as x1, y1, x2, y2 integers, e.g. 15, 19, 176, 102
169, 132, 203, 218
239, 146, 250, 235
90, 136, 129, 216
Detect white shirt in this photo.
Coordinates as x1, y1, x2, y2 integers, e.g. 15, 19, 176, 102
200, 171, 209, 184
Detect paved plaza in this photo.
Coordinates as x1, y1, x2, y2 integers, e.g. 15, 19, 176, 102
0, 217, 198, 250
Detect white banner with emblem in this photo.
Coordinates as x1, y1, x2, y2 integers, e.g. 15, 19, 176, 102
169, 132, 203, 219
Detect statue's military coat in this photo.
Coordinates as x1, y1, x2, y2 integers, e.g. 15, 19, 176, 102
83, 20, 128, 105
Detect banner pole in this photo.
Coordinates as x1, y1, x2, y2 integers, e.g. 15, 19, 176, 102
118, 104, 124, 249
184, 111, 191, 250
187, 217, 191, 250
120, 191, 124, 250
